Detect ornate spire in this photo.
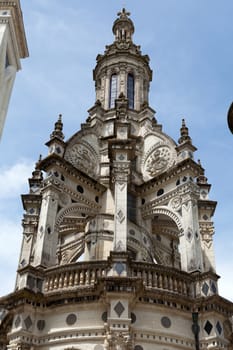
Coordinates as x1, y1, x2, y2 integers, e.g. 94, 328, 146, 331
197, 159, 208, 184
28, 157, 43, 193
50, 114, 64, 140
178, 118, 192, 144
112, 8, 135, 42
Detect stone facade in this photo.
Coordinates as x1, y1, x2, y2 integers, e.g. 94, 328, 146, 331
0, 8, 233, 350
0, 0, 28, 138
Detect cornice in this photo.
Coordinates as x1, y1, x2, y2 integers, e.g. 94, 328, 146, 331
139, 158, 202, 194
198, 199, 217, 216
94, 48, 152, 81
38, 154, 106, 193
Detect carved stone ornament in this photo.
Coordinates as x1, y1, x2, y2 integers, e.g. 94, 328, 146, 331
65, 142, 99, 178
170, 196, 182, 211
186, 228, 193, 242
104, 330, 133, 350
112, 162, 130, 182
144, 144, 175, 178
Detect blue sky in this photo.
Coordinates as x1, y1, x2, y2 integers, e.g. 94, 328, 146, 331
0, 0, 233, 300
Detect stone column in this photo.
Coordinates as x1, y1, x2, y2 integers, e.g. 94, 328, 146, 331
119, 64, 127, 96
179, 193, 203, 272
112, 153, 130, 251
33, 183, 59, 267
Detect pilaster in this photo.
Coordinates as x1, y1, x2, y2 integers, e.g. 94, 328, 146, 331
180, 193, 203, 272
33, 183, 60, 267
112, 154, 130, 251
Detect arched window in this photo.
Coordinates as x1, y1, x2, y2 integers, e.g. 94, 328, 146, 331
109, 74, 118, 108
127, 73, 134, 109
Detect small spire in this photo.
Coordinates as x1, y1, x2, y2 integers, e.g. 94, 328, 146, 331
178, 118, 191, 144
36, 154, 42, 166
30, 157, 43, 182
50, 114, 64, 140
197, 159, 208, 184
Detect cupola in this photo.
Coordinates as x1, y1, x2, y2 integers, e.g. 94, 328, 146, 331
93, 9, 152, 112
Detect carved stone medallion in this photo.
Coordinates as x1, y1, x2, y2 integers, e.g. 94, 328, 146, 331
143, 143, 175, 178
170, 196, 182, 211
65, 142, 98, 178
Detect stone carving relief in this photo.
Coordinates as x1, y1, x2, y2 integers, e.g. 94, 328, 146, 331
65, 142, 99, 179
104, 330, 133, 350
143, 143, 175, 179
112, 162, 130, 182
200, 223, 214, 248
186, 228, 193, 242
170, 196, 182, 211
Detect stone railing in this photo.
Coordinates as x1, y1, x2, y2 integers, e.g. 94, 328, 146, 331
130, 263, 194, 297
43, 261, 194, 298
44, 261, 108, 292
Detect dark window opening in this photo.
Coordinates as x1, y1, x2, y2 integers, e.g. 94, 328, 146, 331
77, 185, 84, 193
127, 192, 137, 223
127, 74, 134, 109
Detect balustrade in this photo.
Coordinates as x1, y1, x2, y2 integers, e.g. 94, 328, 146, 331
43, 261, 194, 298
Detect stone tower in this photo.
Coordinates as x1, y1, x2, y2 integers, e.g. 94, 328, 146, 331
0, 9, 233, 350
0, 0, 28, 139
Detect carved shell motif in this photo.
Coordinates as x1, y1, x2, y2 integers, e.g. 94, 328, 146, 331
65, 143, 99, 179
144, 144, 175, 178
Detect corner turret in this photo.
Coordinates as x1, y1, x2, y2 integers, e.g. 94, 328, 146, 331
176, 118, 197, 161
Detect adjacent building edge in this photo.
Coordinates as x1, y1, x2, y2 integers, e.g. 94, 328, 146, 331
0, 0, 28, 138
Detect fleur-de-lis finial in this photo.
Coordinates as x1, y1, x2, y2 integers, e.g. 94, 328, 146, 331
117, 8, 130, 19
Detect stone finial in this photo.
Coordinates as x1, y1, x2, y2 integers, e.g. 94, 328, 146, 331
178, 118, 192, 144
197, 159, 208, 184
117, 8, 131, 19
112, 8, 135, 42
31, 156, 43, 180
50, 114, 64, 140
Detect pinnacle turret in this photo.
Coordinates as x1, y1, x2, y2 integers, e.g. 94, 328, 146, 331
46, 114, 65, 156
176, 118, 197, 161
197, 159, 208, 184
28, 157, 43, 193
178, 118, 191, 144
50, 113, 64, 141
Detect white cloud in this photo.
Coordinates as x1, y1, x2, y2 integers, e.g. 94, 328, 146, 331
0, 160, 33, 199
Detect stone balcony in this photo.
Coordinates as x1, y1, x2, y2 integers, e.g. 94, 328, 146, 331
39, 255, 218, 300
